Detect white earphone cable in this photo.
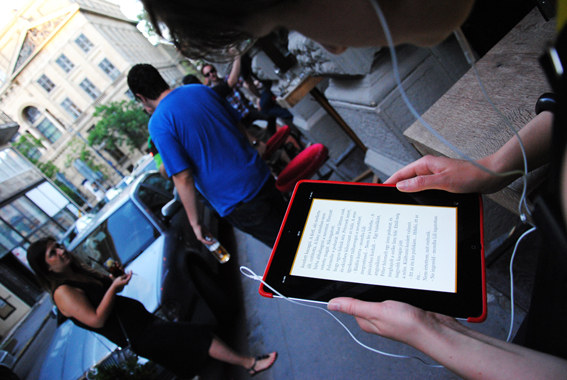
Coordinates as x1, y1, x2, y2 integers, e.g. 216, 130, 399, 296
240, 266, 443, 367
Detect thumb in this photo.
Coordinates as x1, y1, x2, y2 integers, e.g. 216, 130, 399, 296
395, 174, 442, 192
328, 297, 371, 318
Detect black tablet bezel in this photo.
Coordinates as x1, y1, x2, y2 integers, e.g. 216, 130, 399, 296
261, 180, 486, 322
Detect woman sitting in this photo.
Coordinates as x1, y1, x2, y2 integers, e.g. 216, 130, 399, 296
27, 237, 277, 378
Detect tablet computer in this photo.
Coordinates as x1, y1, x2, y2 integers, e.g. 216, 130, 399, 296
261, 180, 486, 322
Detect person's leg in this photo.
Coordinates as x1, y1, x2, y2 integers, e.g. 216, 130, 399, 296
208, 336, 277, 374
224, 177, 288, 247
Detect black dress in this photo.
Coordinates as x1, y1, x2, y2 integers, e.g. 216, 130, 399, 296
57, 278, 213, 378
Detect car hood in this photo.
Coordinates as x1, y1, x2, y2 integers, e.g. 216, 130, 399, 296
39, 321, 117, 380
39, 238, 165, 380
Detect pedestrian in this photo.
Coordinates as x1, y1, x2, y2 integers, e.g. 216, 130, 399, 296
202, 56, 267, 125
26, 237, 277, 378
127, 64, 287, 248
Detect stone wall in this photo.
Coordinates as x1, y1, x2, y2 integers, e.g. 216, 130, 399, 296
251, 33, 470, 181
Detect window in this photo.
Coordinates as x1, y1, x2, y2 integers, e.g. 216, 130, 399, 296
55, 54, 75, 73
98, 58, 120, 80
75, 33, 93, 53
37, 74, 55, 93
80, 78, 101, 100
72, 200, 157, 266
36, 118, 62, 143
23, 106, 41, 124
0, 197, 49, 238
61, 97, 82, 119
137, 174, 174, 217
0, 297, 15, 320
104, 147, 126, 162
0, 219, 25, 257
26, 144, 42, 162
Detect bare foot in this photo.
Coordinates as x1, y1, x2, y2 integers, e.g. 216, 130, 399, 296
248, 352, 277, 376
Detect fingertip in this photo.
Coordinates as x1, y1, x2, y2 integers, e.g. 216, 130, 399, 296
328, 300, 341, 312
327, 300, 341, 311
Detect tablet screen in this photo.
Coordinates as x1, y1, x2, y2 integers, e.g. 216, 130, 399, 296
290, 198, 457, 293
261, 181, 486, 321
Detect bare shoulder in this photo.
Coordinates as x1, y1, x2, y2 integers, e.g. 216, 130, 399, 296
53, 285, 87, 315
54, 284, 83, 297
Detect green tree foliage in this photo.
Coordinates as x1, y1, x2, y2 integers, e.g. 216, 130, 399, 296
12, 136, 87, 206
91, 356, 158, 380
55, 180, 86, 206
65, 138, 107, 178
136, 9, 157, 38
90, 101, 149, 152
12, 134, 44, 164
36, 161, 58, 179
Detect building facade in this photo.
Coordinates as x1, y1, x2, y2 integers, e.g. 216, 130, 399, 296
0, 123, 68, 338
0, 0, 185, 204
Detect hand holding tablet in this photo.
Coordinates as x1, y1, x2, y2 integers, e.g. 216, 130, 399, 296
261, 181, 486, 322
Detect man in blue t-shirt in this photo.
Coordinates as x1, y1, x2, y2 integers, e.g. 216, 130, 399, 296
127, 64, 287, 248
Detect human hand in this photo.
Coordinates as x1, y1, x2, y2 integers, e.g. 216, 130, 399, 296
111, 271, 132, 293
105, 259, 124, 277
384, 155, 505, 194
193, 223, 213, 246
328, 298, 430, 344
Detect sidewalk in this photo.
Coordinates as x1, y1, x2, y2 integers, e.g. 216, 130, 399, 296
0, 294, 51, 358
215, 225, 526, 380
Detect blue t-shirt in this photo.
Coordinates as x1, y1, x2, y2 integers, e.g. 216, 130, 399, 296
149, 84, 270, 217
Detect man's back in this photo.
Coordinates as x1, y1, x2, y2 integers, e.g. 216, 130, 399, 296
149, 84, 270, 217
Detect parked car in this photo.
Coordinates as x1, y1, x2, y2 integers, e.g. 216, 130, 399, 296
39, 171, 227, 380
59, 214, 95, 248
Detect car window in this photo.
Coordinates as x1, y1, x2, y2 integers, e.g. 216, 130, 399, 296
72, 200, 158, 267
137, 174, 175, 218
142, 174, 174, 194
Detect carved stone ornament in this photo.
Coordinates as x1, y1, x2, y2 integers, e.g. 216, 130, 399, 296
286, 31, 380, 77
13, 14, 68, 74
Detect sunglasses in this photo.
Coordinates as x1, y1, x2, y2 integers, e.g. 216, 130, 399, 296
204, 68, 216, 77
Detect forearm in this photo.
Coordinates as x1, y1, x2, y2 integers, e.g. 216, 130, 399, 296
227, 56, 242, 88
478, 111, 553, 187
411, 315, 567, 380
172, 169, 201, 229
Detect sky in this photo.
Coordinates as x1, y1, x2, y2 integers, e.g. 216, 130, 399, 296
0, 0, 144, 30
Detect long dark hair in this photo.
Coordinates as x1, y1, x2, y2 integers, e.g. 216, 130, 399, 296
27, 237, 106, 294
139, 0, 287, 61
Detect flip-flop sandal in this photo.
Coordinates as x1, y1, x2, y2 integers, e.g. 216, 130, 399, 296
248, 352, 277, 377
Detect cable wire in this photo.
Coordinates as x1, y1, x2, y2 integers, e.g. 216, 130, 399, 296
370, 0, 531, 220
240, 266, 443, 367
506, 226, 537, 342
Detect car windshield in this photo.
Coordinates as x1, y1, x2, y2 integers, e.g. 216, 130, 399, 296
72, 200, 158, 268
